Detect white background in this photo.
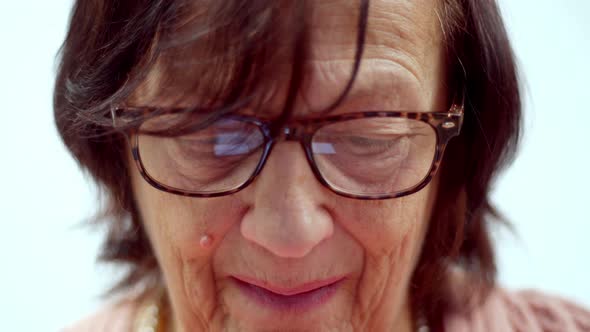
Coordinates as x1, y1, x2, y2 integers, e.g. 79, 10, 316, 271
0, 1, 588, 331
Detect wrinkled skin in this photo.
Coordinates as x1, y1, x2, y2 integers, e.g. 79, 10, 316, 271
130, 0, 447, 330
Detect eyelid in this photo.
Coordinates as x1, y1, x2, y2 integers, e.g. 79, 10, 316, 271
319, 124, 421, 136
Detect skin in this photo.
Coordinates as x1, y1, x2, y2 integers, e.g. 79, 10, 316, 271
129, 0, 446, 330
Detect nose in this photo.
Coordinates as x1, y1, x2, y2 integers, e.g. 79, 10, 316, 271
240, 142, 334, 258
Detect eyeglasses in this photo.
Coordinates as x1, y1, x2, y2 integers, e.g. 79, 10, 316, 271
112, 103, 464, 200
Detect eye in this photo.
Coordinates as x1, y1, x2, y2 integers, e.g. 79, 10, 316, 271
310, 116, 438, 194
331, 134, 408, 156
173, 119, 264, 159
137, 117, 266, 191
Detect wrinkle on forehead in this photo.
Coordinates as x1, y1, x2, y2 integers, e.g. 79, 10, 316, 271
308, 0, 441, 70
296, 59, 424, 115
299, 0, 443, 114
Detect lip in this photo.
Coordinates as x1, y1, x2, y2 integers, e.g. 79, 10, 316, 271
231, 275, 345, 312
232, 275, 345, 296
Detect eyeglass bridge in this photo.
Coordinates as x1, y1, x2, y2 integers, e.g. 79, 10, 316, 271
279, 125, 304, 141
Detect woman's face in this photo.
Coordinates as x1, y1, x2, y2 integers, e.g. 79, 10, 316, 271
130, 0, 445, 331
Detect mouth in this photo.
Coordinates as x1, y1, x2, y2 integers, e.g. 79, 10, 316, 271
231, 275, 345, 312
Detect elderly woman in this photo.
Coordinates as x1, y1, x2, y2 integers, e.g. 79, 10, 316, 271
57, 0, 589, 331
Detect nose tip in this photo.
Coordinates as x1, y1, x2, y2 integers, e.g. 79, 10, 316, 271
240, 204, 334, 259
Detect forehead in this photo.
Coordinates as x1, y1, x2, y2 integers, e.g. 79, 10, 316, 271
309, 0, 439, 60
302, 0, 443, 111
132, 0, 444, 113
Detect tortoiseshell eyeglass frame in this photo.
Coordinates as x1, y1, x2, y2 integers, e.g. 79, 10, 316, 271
111, 99, 464, 200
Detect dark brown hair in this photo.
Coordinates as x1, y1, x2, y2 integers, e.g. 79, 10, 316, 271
54, 0, 521, 328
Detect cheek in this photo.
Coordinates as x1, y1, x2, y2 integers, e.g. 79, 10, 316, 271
134, 190, 248, 280
131, 161, 244, 257
335, 185, 434, 257
331, 183, 435, 323
131, 172, 249, 326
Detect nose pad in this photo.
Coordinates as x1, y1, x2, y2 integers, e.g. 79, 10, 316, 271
240, 142, 334, 258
